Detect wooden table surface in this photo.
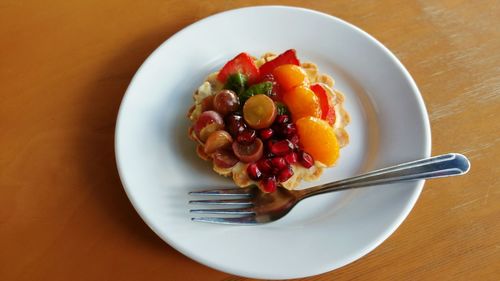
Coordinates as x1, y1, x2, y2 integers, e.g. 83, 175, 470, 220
1, 0, 499, 280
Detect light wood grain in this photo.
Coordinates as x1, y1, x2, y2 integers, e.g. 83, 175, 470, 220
1, 0, 499, 280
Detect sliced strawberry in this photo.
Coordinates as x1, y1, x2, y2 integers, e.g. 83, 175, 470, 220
217, 52, 260, 84
259, 49, 300, 78
310, 84, 336, 126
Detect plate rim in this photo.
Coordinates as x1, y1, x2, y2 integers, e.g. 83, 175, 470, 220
114, 5, 432, 279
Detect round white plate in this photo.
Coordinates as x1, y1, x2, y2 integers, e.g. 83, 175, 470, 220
115, 6, 431, 280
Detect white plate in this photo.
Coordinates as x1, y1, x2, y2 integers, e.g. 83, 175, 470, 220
115, 6, 431, 280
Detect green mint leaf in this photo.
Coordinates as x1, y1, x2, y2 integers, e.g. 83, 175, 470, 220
224, 73, 247, 95
240, 81, 273, 103
275, 102, 289, 115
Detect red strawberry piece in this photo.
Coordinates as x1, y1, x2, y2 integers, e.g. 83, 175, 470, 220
310, 84, 336, 126
259, 49, 300, 78
217, 52, 260, 84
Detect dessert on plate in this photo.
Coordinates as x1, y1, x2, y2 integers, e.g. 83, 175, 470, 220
187, 49, 349, 192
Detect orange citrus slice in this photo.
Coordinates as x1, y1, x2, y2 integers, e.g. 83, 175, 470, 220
273, 64, 308, 91
296, 116, 339, 166
282, 85, 321, 121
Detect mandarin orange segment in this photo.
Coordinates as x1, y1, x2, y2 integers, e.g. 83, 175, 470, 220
272, 64, 308, 91
295, 117, 339, 166
282, 85, 321, 121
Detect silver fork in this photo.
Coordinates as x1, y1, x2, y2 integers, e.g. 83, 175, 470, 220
189, 153, 470, 225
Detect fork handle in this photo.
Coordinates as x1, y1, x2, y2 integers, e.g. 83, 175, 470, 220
303, 153, 470, 197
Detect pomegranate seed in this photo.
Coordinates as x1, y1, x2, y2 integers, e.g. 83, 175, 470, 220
259, 128, 274, 140
262, 73, 275, 81
271, 157, 287, 170
261, 73, 281, 99
272, 123, 293, 138
237, 129, 256, 144
235, 123, 247, 136
267, 91, 278, 101
271, 124, 282, 136
277, 165, 294, 182
265, 151, 275, 158
226, 114, 246, 137
259, 177, 277, 193
257, 158, 273, 175
283, 123, 297, 136
276, 114, 290, 124
266, 139, 276, 152
299, 151, 314, 168
288, 134, 300, 148
285, 152, 298, 164
270, 140, 294, 156
246, 163, 262, 180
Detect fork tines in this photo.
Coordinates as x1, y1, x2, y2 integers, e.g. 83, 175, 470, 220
189, 187, 257, 225
188, 187, 253, 197
191, 216, 258, 225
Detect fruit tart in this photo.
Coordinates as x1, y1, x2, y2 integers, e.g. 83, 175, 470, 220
187, 49, 350, 193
